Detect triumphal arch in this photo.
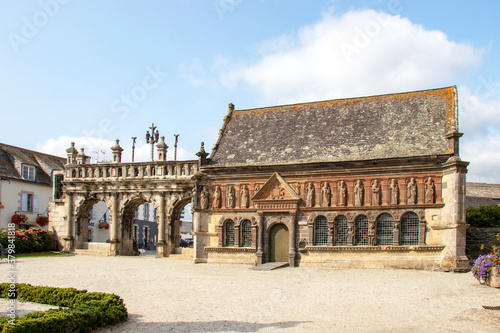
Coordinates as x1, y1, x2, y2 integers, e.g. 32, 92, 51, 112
50, 86, 469, 271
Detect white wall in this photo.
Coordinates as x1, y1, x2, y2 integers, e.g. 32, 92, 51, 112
88, 201, 110, 242
0, 179, 52, 230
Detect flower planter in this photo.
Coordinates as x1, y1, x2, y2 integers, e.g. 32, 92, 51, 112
486, 266, 500, 288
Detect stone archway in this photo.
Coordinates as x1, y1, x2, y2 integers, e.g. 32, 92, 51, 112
74, 197, 100, 249
169, 197, 192, 255
120, 197, 148, 255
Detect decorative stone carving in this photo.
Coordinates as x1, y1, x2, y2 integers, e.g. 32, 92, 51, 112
321, 182, 331, 207
191, 186, 198, 209
240, 185, 249, 208
306, 182, 315, 207
389, 179, 399, 205
407, 178, 417, 205
213, 186, 221, 209
354, 180, 364, 206
425, 177, 435, 204
338, 180, 347, 206
368, 222, 376, 246
200, 186, 209, 210
227, 185, 235, 209
371, 180, 381, 206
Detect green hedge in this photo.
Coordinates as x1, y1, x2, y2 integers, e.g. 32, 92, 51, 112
466, 205, 500, 228
0, 283, 127, 332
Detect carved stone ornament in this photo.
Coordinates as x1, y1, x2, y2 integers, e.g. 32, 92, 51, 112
227, 185, 236, 209
389, 179, 399, 205
321, 182, 331, 207
338, 180, 347, 206
306, 182, 315, 207
407, 178, 417, 205
371, 180, 381, 206
425, 177, 435, 204
240, 185, 250, 208
200, 186, 209, 210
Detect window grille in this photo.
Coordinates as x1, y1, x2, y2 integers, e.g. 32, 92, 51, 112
401, 212, 420, 245
314, 216, 329, 246
355, 215, 369, 245
224, 220, 235, 246
241, 220, 252, 247
335, 215, 348, 246
376, 213, 394, 246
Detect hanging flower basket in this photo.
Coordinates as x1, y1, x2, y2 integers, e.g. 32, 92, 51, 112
99, 222, 109, 229
11, 213, 28, 225
36, 216, 49, 227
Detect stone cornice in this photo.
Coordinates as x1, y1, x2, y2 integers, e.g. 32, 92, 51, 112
300, 245, 445, 252
204, 247, 257, 253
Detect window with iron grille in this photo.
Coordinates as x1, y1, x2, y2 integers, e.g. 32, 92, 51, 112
314, 216, 329, 246
376, 213, 394, 246
335, 215, 348, 246
401, 212, 420, 245
355, 215, 369, 245
224, 220, 235, 246
241, 220, 252, 247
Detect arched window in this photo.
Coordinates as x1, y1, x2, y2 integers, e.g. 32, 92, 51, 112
240, 220, 252, 247
401, 212, 420, 245
335, 215, 348, 246
224, 220, 235, 247
314, 216, 329, 246
376, 213, 394, 246
355, 215, 369, 245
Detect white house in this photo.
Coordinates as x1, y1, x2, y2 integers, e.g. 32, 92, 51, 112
0, 143, 66, 230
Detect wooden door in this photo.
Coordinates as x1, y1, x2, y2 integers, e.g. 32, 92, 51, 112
270, 224, 289, 262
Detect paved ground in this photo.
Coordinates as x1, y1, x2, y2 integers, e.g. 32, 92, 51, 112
1, 253, 500, 332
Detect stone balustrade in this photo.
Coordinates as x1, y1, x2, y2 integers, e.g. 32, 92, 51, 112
64, 160, 199, 181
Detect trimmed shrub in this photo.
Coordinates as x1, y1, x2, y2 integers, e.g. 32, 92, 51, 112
466, 205, 500, 228
0, 228, 56, 254
0, 283, 127, 332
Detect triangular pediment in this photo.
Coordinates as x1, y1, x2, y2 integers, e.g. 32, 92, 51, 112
252, 173, 300, 201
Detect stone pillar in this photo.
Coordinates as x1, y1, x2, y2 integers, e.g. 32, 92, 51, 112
156, 194, 168, 258
62, 192, 74, 252
289, 212, 297, 267
234, 225, 240, 247
257, 214, 264, 265
307, 219, 314, 246
157, 136, 168, 161
109, 194, 119, 255
111, 139, 124, 163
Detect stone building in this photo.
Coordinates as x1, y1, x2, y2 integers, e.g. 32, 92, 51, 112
193, 86, 469, 271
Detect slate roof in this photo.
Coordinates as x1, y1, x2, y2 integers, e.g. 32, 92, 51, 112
0, 143, 66, 186
466, 182, 500, 209
208, 86, 459, 167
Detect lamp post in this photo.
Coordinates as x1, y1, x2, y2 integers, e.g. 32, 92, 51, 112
146, 123, 159, 162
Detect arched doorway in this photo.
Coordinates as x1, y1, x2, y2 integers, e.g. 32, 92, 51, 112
270, 224, 289, 262
169, 198, 192, 255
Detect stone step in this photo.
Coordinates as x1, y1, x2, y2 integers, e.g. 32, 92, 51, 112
250, 262, 289, 271
166, 253, 193, 260
75, 249, 109, 256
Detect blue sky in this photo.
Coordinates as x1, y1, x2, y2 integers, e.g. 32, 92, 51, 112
1, 0, 499, 183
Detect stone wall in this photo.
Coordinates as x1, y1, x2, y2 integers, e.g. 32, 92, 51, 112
466, 227, 500, 262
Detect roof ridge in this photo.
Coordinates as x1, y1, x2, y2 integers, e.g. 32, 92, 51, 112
0, 142, 65, 160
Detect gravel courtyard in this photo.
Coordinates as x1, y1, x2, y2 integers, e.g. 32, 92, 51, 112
2, 254, 500, 332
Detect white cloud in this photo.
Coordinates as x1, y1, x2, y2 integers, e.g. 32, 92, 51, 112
221, 9, 482, 104
458, 85, 500, 138
36, 136, 196, 163
462, 132, 500, 184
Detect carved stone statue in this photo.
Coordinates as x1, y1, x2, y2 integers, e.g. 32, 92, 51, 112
191, 186, 198, 209
425, 177, 435, 204
407, 178, 417, 204
227, 185, 235, 208
354, 180, 364, 206
306, 182, 315, 207
389, 179, 399, 205
200, 186, 209, 210
240, 185, 249, 208
368, 222, 376, 246
338, 180, 347, 206
371, 180, 381, 206
321, 182, 331, 207
213, 186, 221, 209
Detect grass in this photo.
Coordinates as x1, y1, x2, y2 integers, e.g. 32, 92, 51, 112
5, 252, 74, 258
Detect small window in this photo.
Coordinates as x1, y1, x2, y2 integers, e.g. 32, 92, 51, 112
355, 215, 369, 246
21, 193, 38, 213
241, 220, 252, 247
314, 216, 329, 246
401, 212, 420, 245
133, 225, 138, 239
335, 215, 348, 246
224, 220, 235, 247
143, 204, 149, 220
22, 165, 36, 181
376, 213, 394, 246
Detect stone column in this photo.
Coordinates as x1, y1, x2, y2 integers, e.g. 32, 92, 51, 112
156, 194, 168, 258
257, 214, 264, 265
109, 194, 119, 255
62, 192, 74, 252
289, 212, 297, 267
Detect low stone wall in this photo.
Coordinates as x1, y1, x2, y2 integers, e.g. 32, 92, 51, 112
466, 227, 500, 261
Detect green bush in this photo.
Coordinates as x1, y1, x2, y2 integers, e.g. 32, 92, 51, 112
0, 228, 56, 254
0, 283, 127, 332
466, 205, 500, 228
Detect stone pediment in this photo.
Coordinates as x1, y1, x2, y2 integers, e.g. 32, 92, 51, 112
252, 173, 300, 202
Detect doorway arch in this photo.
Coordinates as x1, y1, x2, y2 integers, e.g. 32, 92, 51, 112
269, 224, 289, 262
